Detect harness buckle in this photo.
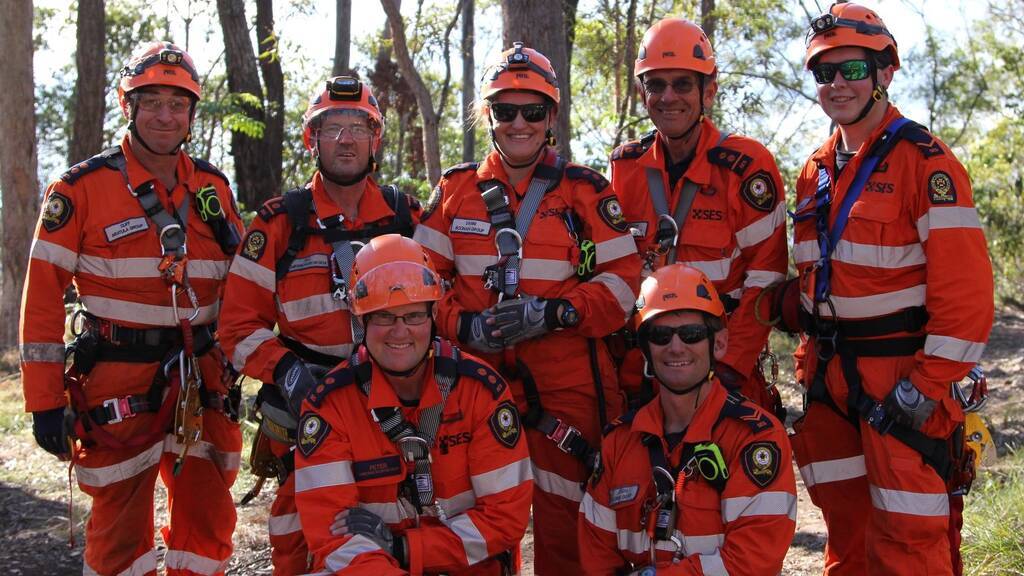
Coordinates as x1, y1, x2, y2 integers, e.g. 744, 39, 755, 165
865, 402, 894, 435
548, 420, 583, 454
102, 396, 135, 425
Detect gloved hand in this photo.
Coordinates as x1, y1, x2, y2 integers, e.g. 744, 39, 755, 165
489, 295, 556, 346
33, 407, 70, 458
714, 362, 748, 391
256, 383, 297, 443
458, 310, 505, 352
884, 378, 937, 431
331, 507, 408, 567
273, 354, 329, 417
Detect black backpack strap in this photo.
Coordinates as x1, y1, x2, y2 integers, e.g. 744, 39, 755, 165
276, 187, 314, 280
380, 184, 415, 237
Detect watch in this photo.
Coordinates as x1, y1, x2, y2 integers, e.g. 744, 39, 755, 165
559, 301, 580, 328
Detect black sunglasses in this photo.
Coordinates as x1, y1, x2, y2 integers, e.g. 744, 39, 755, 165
642, 77, 698, 95
490, 102, 550, 123
811, 59, 872, 85
647, 323, 711, 346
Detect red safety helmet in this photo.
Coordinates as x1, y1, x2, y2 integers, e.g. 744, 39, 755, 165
636, 264, 725, 327
349, 235, 443, 317
634, 18, 716, 78
805, 2, 899, 69
118, 41, 201, 111
481, 42, 560, 105
302, 76, 384, 152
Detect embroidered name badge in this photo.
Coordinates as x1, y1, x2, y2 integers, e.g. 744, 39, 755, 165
297, 413, 332, 457
609, 484, 639, 506
104, 217, 150, 243
352, 455, 403, 481
451, 218, 491, 236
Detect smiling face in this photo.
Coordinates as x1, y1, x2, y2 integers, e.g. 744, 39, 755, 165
489, 90, 554, 166
362, 302, 434, 375
814, 46, 893, 127
647, 310, 727, 392
127, 86, 194, 154
641, 69, 717, 139
315, 111, 375, 182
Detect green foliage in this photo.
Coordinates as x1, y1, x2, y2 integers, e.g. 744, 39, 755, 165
962, 449, 1024, 575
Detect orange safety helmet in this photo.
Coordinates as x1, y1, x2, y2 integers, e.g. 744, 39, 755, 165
349, 235, 443, 317
805, 2, 899, 69
481, 42, 560, 105
635, 264, 725, 327
302, 76, 385, 152
634, 18, 716, 78
118, 41, 201, 109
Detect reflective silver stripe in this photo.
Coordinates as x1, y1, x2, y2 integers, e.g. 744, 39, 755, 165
699, 549, 730, 576
580, 492, 617, 532
799, 455, 866, 489
163, 435, 241, 471
736, 203, 786, 249
302, 341, 354, 359
916, 206, 983, 242
232, 328, 278, 369
80, 295, 219, 327
472, 457, 533, 497
30, 238, 78, 272
521, 258, 575, 281
682, 533, 724, 555
83, 549, 157, 576
444, 514, 490, 565
531, 465, 583, 502
832, 240, 925, 269
724, 287, 742, 301
925, 334, 986, 363
594, 235, 638, 265
793, 240, 818, 266
721, 491, 797, 523
869, 484, 949, 517
744, 270, 786, 289
229, 255, 276, 291
75, 441, 163, 488
454, 254, 497, 277
801, 284, 926, 319
77, 255, 229, 280
163, 550, 228, 575
617, 528, 648, 555
280, 293, 347, 323
683, 249, 738, 283
414, 225, 455, 260
358, 501, 408, 524
324, 534, 384, 572
295, 461, 354, 493
268, 512, 302, 536
591, 272, 636, 315
438, 490, 477, 517
19, 342, 65, 363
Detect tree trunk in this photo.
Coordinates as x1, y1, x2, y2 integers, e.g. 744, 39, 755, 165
701, 0, 716, 45
333, 0, 352, 75
70, 0, 106, 164
380, 0, 442, 186
216, 0, 273, 209
256, 0, 284, 196
501, 0, 573, 160
461, 0, 475, 162
0, 0, 39, 347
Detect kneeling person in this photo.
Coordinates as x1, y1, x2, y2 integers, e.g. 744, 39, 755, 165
579, 265, 795, 574
294, 235, 533, 574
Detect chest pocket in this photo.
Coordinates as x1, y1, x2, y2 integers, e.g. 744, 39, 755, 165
677, 478, 725, 535
849, 197, 899, 224
679, 193, 732, 253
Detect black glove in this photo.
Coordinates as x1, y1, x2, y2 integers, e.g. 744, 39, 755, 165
458, 310, 505, 352
32, 407, 69, 457
256, 383, 297, 443
489, 295, 557, 346
884, 378, 937, 431
343, 507, 407, 567
273, 354, 329, 417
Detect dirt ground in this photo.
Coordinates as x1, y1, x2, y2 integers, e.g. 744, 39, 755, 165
0, 308, 1020, 575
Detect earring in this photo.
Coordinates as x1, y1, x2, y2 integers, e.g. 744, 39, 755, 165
545, 128, 556, 147
643, 358, 656, 379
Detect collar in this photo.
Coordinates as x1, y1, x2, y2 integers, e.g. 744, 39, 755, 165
477, 148, 558, 198
119, 135, 197, 197
365, 354, 441, 411
811, 104, 903, 165
310, 173, 395, 229
636, 118, 720, 187
631, 377, 728, 444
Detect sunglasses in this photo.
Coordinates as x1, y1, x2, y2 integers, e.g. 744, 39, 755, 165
642, 77, 698, 95
811, 59, 871, 85
646, 323, 711, 346
490, 102, 550, 123
366, 310, 430, 327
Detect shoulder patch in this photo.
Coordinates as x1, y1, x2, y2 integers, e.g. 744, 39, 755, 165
305, 365, 356, 408
565, 165, 610, 192
442, 162, 479, 179
60, 147, 121, 184
742, 441, 781, 488
257, 196, 287, 222
240, 230, 267, 261
598, 196, 629, 232
740, 170, 777, 212
719, 391, 774, 434
41, 192, 74, 233
488, 400, 522, 448
901, 124, 945, 158
707, 146, 754, 177
457, 356, 507, 399
297, 412, 332, 457
192, 157, 231, 186
928, 171, 957, 204
420, 184, 443, 223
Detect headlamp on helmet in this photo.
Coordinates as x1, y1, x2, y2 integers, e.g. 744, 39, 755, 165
328, 76, 363, 101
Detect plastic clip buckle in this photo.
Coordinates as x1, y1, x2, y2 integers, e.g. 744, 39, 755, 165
549, 421, 582, 454
103, 397, 135, 425
865, 403, 893, 435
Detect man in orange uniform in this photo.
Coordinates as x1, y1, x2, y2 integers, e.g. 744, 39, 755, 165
413, 43, 641, 573
21, 41, 243, 575
789, 3, 994, 574
293, 234, 533, 575
579, 264, 795, 575
218, 76, 420, 574
610, 18, 788, 415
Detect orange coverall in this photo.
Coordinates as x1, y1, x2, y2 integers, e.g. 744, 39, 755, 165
579, 380, 796, 575
611, 119, 788, 411
413, 148, 641, 574
293, 342, 533, 575
218, 173, 420, 574
20, 137, 242, 575
790, 105, 993, 575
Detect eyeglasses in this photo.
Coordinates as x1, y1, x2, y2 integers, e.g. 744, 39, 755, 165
811, 59, 871, 85
489, 102, 550, 123
135, 94, 193, 114
366, 310, 431, 327
646, 323, 711, 346
642, 77, 698, 95
318, 124, 375, 142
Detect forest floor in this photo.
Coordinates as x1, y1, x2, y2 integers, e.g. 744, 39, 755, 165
0, 308, 1021, 575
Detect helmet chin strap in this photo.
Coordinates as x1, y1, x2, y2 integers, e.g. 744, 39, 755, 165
644, 327, 717, 396
489, 118, 548, 169
314, 135, 378, 186
840, 60, 886, 126
659, 75, 706, 142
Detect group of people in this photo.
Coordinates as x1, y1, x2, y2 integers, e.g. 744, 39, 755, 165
20, 1, 993, 575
